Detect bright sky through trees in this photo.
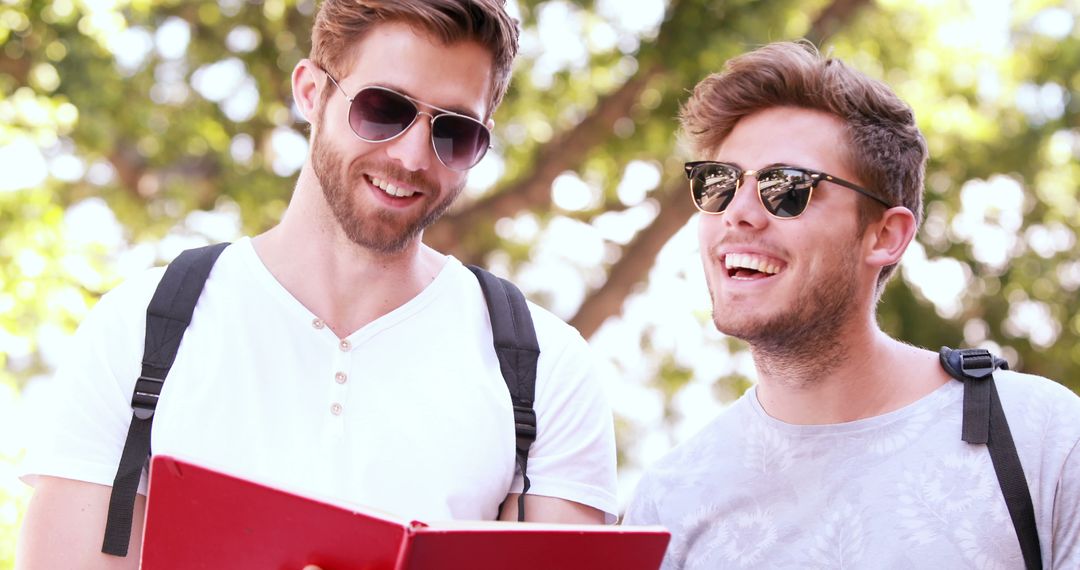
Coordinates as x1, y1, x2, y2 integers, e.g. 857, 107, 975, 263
2, 0, 1079, 565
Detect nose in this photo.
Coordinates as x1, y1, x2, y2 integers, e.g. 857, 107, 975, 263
384, 111, 435, 172
722, 173, 769, 230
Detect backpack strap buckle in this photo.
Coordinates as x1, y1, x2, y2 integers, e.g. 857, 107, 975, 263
512, 404, 537, 452
131, 374, 165, 420
939, 347, 1008, 382
958, 349, 996, 379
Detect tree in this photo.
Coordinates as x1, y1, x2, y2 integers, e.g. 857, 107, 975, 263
2, 1, 1079, 564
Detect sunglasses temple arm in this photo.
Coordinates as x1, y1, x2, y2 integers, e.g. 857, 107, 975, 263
322, 71, 352, 100
826, 176, 891, 208
850, 185, 891, 208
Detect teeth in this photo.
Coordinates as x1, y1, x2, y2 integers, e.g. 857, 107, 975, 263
370, 176, 417, 198
724, 253, 780, 275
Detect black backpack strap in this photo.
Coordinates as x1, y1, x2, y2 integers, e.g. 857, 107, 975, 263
467, 265, 539, 523
102, 243, 229, 556
939, 347, 1041, 570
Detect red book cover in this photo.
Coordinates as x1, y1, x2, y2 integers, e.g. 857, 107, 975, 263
140, 455, 670, 570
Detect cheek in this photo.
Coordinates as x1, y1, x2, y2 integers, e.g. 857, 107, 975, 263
696, 214, 711, 241
697, 215, 721, 254
435, 171, 469, 200
807, 233, 857, 273
446, 170, 468, 188
317, 109, 376, 158
697, 218, 723, 276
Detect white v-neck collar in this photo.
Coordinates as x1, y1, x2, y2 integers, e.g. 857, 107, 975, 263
233, 237, 460, 342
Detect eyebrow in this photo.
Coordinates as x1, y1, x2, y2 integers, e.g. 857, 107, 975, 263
729, 161, 799, 172
369, 82, 483, 120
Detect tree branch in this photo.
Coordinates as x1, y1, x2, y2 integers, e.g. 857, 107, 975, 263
569, 177, 694, 339
424, 65, 667, 258
0, 52, 31, 85
805, 0, 872, 46
423, 0, 697, 257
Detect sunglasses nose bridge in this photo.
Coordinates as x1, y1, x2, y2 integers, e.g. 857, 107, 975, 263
740, 169, 760, 190
739, 169, 769, 213
379, 107, 439, 172
404, 110, 459, 170
722, 169, 773, 223
413, 109, 436, 127
387, 99, 430, 139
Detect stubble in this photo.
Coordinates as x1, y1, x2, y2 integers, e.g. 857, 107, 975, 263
310, 123, 464, 255
712, 242, 861, 386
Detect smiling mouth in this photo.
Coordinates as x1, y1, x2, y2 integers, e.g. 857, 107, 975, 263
368, 175, 418, 198
724, 253, 783, 279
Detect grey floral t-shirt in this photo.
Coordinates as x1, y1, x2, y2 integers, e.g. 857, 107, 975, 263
625, 371, 1080, 569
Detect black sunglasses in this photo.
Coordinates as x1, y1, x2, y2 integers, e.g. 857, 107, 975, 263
684, 161, 891, 219
324, 71, 491, 171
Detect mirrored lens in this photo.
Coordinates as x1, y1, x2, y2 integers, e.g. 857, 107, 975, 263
349, 88, 419, 142
691, 163, 740, 213
757, 168, 813, 218
432, 115, 490, 170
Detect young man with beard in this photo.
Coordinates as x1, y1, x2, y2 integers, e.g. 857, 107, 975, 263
624, 41, 1080, 569
17, 1, 617, 567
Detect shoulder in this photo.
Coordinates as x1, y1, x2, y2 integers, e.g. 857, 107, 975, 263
447, 260, 589, 354
994, 369, 1080, 456
86, 241, 245, 326
626, 395, 752, 524
640, 393, 753, 485
526, 300, 588, 353
70, 241, 254, 370
81, 265, 167, 334
995, 369, 1080, 415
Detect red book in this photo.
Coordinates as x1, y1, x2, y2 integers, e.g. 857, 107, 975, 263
141, 455, 670, 570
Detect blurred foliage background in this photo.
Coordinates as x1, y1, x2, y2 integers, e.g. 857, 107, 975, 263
2, 0, 1079, 564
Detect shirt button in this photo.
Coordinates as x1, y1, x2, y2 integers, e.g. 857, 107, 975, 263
334, 372, 347, 384
312, 318, 324, 329
339, 339, 350, 351
330, 403, 343, 416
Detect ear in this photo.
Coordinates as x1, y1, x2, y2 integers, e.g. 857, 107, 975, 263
486, 117, 495, 131
292, 58, 322, 125
863, 206, 917, 269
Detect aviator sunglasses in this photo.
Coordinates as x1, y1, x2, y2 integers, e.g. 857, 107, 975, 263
684, 161, 891, 219
323, 71, 491, 171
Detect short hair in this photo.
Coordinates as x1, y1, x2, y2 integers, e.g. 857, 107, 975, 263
310, 0, 520, 117
680, 41, 928, 289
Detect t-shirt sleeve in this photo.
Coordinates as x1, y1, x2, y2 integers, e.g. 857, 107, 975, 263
508, 308, 619, 522
623, 473, 680, 570
622, 473, 661, 526
1052, 417, 1080, 567
999, 371, 1080, 567
18, 268, 163, 494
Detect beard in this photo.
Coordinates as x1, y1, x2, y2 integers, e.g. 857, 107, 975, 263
310, 124, 464, 255
711, 241, 861, 382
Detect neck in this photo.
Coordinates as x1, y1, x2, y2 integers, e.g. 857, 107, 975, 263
252, 167, 446, 337
751, 316, 950, 425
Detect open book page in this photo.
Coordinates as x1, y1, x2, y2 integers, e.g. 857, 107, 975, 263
405, 522, 669, 570
411, 519, 641, 530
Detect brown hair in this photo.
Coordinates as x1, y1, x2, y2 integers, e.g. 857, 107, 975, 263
680, 40, 927, 289
310, 0, 519, 117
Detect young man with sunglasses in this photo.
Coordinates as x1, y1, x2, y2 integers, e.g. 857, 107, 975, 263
624, 41, 1080, 568
17, 1, 617, 566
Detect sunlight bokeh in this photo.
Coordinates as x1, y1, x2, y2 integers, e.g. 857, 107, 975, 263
3, 0, 1079, 565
